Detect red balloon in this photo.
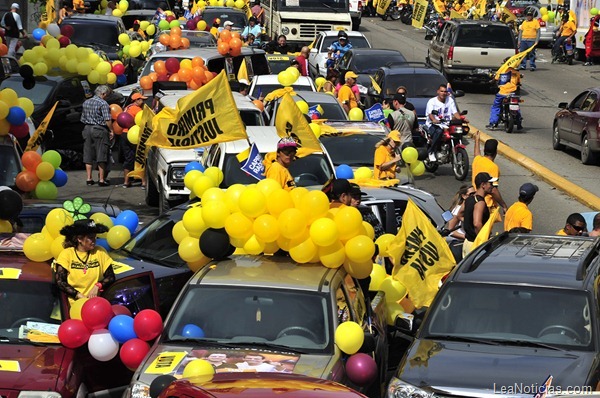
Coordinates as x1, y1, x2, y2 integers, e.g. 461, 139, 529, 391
116, 112, 135, 129
346, 353, 378, 386
81, 297, 114, 331
10, 122, 29, 139
58, 319, 91, 348
165, 57, 180, 74
166, 15, 175, 22
133, 309, 163, 341
60, 24, 75, 38
112, 63, 125, 75
156, 74, 169, 82
112, 304, 132, 317
120, 338, 150, 370
58, 36, 71, 47
15, 170, 39, 192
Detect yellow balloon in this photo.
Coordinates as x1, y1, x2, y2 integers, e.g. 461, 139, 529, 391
118, 33, 130, 46
410, 161, 425, 177
335, 321, 364, 354
375, 233, 395, 257
401, 147, 418, 164
178, 236, 203, 262
204, 167, 224, 186
298, 190, 330, 223
239, 187, 267, 218
296, 100, 309, 114
234, 0, 244, 7
379, 277, 407, 304
343, 259, 373, 279
146, 24, 156, 35
180, 59, 193, 70
188, 255, 210, 272
309, 122, 321, 138
289, 235, 317, 264
50, 235, 66, 259
90, 212, 113, 238
106, 72, 117, 85
230, 235, 250, 249
278, 208, 307, 240
0, 220, 12, 233
276, 235, 291, 251
243, 234, 265, 255
334, 206, 363, 240
118, 0, 129, 12
263, 240, 280, 254
318, 241, 345, 269
290, 187, 308, 207
542, 14, 549, 21
69, 297, 89, 320
277, 70, 295, 87
134, 110, 144, 126
202, 201, 230, 229
140, 20, 150, 30
386, 302, 407, 326
23, 233, 53, 262
106, 225, 131, 249
182, 207, 207, 238
0, 88, 18, 107
309, 217, 339, 247
0, 100, 8, 120
192, 175, 216, 198
197, 20, 207, 31
540, 6, 547, 14
348, 107, 363, 121
18, 97, 34, 117
46, 208, 74, 238
129, 45, 142, 58
182, 359, 215, 382
315, 76, 326, 89
224, 184, 246, 212
184, 170, 203, 191
345, 235, 376, 263
354, 166, 372, 180
369, 263, 387, 290
286, 66, 300, 80
253, 214, 279, 242
172, 220, 189, 244
201, 187, 225, 204
112, 8, 123, 16
362, 221, 375, 240
96, 61, 112, 75
224, 212, 254, 240
127, 125, 140, 144
256, 178, 281, 197
266, 189, 294, 217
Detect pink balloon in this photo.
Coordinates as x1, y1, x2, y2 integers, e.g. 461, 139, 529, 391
81, 297, 114, 331
133, 309, 163, 341
10, 123, 29, 139
120, 338, 150, 370
60, 24, 75, 38
116, 112, 135, 129
58, 319, 91, 348
346, 353, 378, 386
112, 304, 132, 317
112, 63, 125, 75
165, 57, 180, 74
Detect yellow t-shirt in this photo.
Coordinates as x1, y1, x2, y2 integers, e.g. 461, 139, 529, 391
504, 201, 532, 231
73, 0, 85, 11
373, 145, 396, 180
337, 84, 357, 110
556, 229, 567, 235
56, 247, 113, 302
520, 19, 540, 39
561, 20, 576, 36
471, 155, 499, 208
264, 160, 296, 191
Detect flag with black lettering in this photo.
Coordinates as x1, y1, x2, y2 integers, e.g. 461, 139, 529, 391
387, 200, 456, 308
25, 102, 57, 152
128, 105, 155, 180
275, 93, 323, 156
147, 70, 247, 149
471, 207, 500, 251
412, 0, 429, 28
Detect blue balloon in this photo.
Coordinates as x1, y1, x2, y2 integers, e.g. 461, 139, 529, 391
6, 107, 26, 126
115, 210, 139, 235
184, 161, 205, 174
108, 315, 137, 343
182, 324, 205, 338
32, 28, 46, 41
96, 238, 111, 251
50, 169, 68, 187
336, 164, 354, 179
116, 74, 127, 85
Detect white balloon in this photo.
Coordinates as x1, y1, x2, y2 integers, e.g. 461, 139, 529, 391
47, 23, 61, 38
88, 329, 119, 361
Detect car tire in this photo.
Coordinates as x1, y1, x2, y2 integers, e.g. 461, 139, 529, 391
145, 175, 159, 207
552, 122, 565, 150
581, 133, 599, 165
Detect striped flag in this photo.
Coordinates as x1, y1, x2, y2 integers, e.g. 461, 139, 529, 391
533, 375, 553, 398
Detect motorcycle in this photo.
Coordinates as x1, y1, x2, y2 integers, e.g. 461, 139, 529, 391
400, 3, 413, 24
424, 11, 444, 39
499, 94, 523, 134
422, 110, 470, 181
552, 36, 575, 65
378, 0, 402, 20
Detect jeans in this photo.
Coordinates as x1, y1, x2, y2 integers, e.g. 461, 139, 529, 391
553, 36, 568, 56
427, 124, 443, 154
6, 37, 18, 58
519, 39, 536, 68
489, 94, 522, 126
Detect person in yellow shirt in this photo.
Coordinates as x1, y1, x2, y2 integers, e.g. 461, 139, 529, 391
264, 137, 297, 191
471, 132, 508, 212
486, 64, 522, 130
553, 13, 576, 57
518, 10, 540, 71
504, 182, 538, 232
54, 220, 115, 304
72, 0, 86, 13
337, 71, 359, 114
373, 130, 402, 180
556, 213, 586, 236
323, 178, 353, 208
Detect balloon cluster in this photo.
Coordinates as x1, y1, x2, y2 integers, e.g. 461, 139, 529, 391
400, 146, 425, 177
0, 87, 34, 138
16, 150, 67, 199
157, 15, 185, 32
217, 29, 243, 56
0, 188, 23, 233
118, 33, 151, 60
157, 26, 192, 51
539, 7, 555, 22
334, 321, 378, 386
109, 0, 130, 17
59, 297, 162, 370
109, 103, 145, 144
277, 67, 300, 87
141, 57, 215, 90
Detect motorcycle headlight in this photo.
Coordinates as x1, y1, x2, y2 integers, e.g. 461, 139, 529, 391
130, 382, 151, 398
281, 27, 290, 35
387, 378, 433, 398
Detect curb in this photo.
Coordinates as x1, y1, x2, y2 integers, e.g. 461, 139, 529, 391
468, 126, 600, 211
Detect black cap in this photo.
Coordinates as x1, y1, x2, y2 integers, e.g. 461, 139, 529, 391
330, 178, 352, 196
338, 30, 348, 38
349, 183, 362, 198
484, 139, 498, 155
60, 219, 109, 237
393, 93, 406, 104
519, 182, 539, 198
474, 172, 498, 187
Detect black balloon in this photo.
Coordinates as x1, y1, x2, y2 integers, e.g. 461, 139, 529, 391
149, 374, 177, 398
200, 228, 231, 259
19, 64, 33, 78
22, 77, 35, 90
0, 188, 22, 220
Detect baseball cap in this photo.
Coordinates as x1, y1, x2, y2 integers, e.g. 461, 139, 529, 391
349, 183, 362, 198
11, 3, 19, 9
330, 178, 352, 196
484, 139, 498, 155
387, 130, 401, 142
519, 182, 539, 198
393, 93, 407, 104
474, 172, 498, 187
224, 20, 234, 27
345, 71, 359, 80
277, 137, 298, 150
131, 93, 148, 100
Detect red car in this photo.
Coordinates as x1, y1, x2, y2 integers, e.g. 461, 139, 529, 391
505, 0, 539, 17
157, 373, 369, 398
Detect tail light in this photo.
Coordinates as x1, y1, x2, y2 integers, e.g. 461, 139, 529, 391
447, 46, 454, 61
510, 97, 519, 104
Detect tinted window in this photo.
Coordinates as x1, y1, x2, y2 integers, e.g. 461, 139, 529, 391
276, 0, 347, 11
306, 100, 347, 120
289, 154, 334, 186
0, 79, 55, 105
384, 73, 447, 97
268, 58, 294, 74
321, 134, 383, 166
351, 54, 406, 74
56, 79, 85, 105
61, 21, 119, 47
455, 25, 514, 48
104, 274, 157, 316
582, 92, 598, 112
322, 36, 370, 52
570, 92, 589, 110
201, 10, 247, 27
0, 144, 20, 187
250, 83, 312, 98
240, 109, 263, 126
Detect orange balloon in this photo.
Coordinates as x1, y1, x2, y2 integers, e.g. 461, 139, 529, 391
15, 170, 39, 192
178, 67, 192, 82
231, 31, 241, 40
169, 35, 182, 49
113, 120, 123, 135
217, 41, 229, 55
148, 72, 158, 82
154, 60, 166, 75
0, 43, 7, 56
171, 26, 182, 36
230, 37, 242, 50
229, 46, 242, 56
192, 66, 206, 84
159, 34, 170, 45
189, 79, 201, 90
181, 37, 190, 49
21, 151, 42, 172
169, 73, 181, 81
252, 99, 264, 111
204, 70, 214, 83
192, 57, 205, 67
110, 104, 123, 120
219, 29, 232, 43
140, 75, 153, 90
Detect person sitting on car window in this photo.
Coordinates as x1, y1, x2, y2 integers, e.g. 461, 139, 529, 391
266, 34, 291, 54
264, 137, 297, 191
242, 17, 261, 43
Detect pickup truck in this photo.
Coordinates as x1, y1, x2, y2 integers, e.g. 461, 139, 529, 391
426, 20, 517, 88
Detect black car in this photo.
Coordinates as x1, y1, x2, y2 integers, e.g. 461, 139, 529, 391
388, 234, 600, 397
59, 14, 126, 60
200, 6, 248, 32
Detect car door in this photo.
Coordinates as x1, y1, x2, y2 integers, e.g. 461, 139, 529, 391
429, 22, 450, 69
572, 91, 598, 146
560, 91, 589, 144
308, 34, 323, 74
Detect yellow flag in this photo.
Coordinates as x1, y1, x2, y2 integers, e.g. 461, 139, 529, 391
369, 75, 381, 95
129, 105, 155, 179
387, 200, 456, 309
501, 6, 516, 22
450, 10, 466, 19
495, 45, 536, 78
237, 58, 249, 83
274, 93, 322, 155
25, 102, 57, 152
433, 0, 446, 15
476, 0, 487, 18
471, 207, 501, 251
412, 0, 429, 28
147, 71, 247, 149
264, 87, 296, 103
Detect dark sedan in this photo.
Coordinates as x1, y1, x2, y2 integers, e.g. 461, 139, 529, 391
59, 14, 126, 60
553, 88, 600, 165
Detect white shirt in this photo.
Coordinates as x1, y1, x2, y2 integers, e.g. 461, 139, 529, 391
425, 96, 458, 128
235, 361, 277, 372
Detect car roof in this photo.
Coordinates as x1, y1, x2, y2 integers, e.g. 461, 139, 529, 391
347, 48, 403, 56
203, 5, 246, 13
148, 46, 265, 61
61, 14, 122, 23
253, 75, 313, 86
321, 121, 388, 135
189, 255, 341, 291
160, 91, 260, 111
381, 63, 443, 76
319, 30, 367, 38
454, 234, 600, 289
291, 91, 340, 103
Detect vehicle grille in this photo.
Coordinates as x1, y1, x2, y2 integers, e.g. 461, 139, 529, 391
299, 24, 333, 39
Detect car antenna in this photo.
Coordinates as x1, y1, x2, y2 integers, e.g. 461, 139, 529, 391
102, 179, 117, 210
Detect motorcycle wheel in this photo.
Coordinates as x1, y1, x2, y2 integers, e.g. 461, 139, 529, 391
424, 158, 439, 172
391, 10, 401, 20
400, 13, 412, 24
381, 14, 389, 20
452, 147, 469, 181
505, 113, 515, 134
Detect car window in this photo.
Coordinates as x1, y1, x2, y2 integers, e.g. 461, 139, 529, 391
336, 285, 351, 323
320, 134, 383, 166
206, 54, 271, 78
0, 144, 21, 187
61, 21, 119, 47
322, 36, 370, 51
103, 273, 158, 315
310, 100, 347, 120
289, 154, 334, 186
222, 153, 261, 187
342, 274, 365, 323
385, 73, 447, 97
202, 10, 247, 27
570, 91, 589, 110
315, 35, 323, 52
374, 70, 384, 89
56, 79, 86, 105
0, 79, 55, 105
455, 25, 514, 48
581, 92, 597, 112
1, 57, 18, 75
268, 58, 293, 74
240, 109, 263, 126
338, 52, 352, 70
352, 54, 406, 74
439, 23, 452, 43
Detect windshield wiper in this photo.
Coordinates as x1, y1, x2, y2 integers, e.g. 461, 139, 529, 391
502, 339, 573, 353
320, 2, 339, 12
0, 335, 45, 347
229, 341, 308, 354
430, 335, 500, 345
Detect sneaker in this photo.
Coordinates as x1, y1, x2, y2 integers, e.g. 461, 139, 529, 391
530, 67, 536, 71
485, 124, 497, 130
584, 61, 593, 66
519, 65, 526, 70
98, 181, 110, 187
428, 153, 437, 162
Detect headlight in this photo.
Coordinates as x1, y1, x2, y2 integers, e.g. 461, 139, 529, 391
387, 377, 433, 398
169, 167, 185, 183
357, 84, 368, 95
130, 382, 151, 398
18, 393, 61, 398
281, 26, 290, 35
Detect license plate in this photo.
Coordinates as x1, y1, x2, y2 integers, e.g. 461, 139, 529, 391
475, 68, 491, 74
509, 105, 519, 111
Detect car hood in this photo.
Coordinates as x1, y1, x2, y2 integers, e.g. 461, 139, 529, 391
0, 344, 66, 391
109, 253, 190, 279
398, 338, 595, 393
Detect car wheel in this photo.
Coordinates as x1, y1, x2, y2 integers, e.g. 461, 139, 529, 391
581, 133, 599, 165
552, 122, 565, 150
145, 174, 159, 207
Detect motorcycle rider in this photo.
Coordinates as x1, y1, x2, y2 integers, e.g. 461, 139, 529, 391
553, 13, 576, 58
486, 62, 522, 130
425, 84, 465, 162
518, 10, 540, 71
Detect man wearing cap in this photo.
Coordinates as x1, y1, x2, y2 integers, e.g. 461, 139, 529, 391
1, 3, 27, 58
325, 178, 353, 208
518, 10, 540, 71
264, 137, 297, 191
462, 172, 497, 256
556, 213, 587, 236
504, 183, 538, 232
121, 92, 147, 188
472, 131, 507, 212
338, 71, 359, 114
374, 131, 402, 180
221, 20, 234, 35
330, 30, 352, 59
388, 93, 415, 146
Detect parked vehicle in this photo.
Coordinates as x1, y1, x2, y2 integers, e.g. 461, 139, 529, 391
248, 74, 316, 99
266, 53, 296, 74
505, 0, 539, 16
308, 31, 372, 78
0, 135, 22, 188
499, 93, 523, 133
58, 14, 126, 60
201, 7, 248, 33
349, 0, 364, 30
552, 36, 575, 65
553, 87, 600, 165
423, 11, 444, 40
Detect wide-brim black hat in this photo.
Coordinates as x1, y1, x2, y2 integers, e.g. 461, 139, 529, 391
60, 219, 109, 237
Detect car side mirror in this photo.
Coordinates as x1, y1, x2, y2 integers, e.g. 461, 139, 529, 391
454, 89, 465, 98
558, 102, 568, 109
310, 48, 317, 54
394, 312, 415, 335
358, 333, 376, 353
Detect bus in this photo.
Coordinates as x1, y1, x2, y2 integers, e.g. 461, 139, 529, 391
262, 0, 352, 50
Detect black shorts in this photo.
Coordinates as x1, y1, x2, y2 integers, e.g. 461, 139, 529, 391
83, 125, 109, 164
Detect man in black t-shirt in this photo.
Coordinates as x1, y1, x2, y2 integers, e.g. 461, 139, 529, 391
462, 172, 496, 257
1, 3, 27, 57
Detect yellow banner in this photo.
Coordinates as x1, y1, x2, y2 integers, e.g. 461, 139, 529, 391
376, 0, 392, 16
147, 71, 247, 149
145, 351, 187, 374
433, 0, 446, 14
471, 207, 501, 251
130, 105, 155, 179
25, 102, 57, 152
0, 360, 20, 372
450, 10, 465, 19
412, 0, 429, 28
388, 200, 456, 308
0, 267, 21, 279
500, 6, 516, 22
369, 75, 381, 95
275, 93, 322, 155
495, 44, 535, 78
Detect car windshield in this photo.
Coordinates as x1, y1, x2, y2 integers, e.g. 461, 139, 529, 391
202, 10, 247, 28
301, 99, 347, 120
322, 36, 370, 52
60, 21, 119, 47
423, 283, 593, 350
0, 144, 21, 187
0, 79, 55, 106
276, 0, 348, 12
320, 134, 383, 166
455, 26, 515, 48
166, 286, 331, 352
384, 73, 447, 97
250, 84, 313, 99
267, 58, 293, 74
352, 55, 406, 74
0, 278, 62, 344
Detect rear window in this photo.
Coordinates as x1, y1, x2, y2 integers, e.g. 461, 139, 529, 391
384, 73, 447, 97
201, 10, 247, 27
60, 21, 119, 47
353, 54, 406, 74
455, 25, 515, 48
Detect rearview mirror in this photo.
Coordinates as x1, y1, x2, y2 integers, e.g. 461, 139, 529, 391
454, 89, 465, 98
558, 102, 568, 109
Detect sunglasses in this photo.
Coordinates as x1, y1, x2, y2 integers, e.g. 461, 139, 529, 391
569, 224, 584, 232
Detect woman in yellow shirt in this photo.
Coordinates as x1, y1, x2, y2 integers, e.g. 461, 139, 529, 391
373, 131, 402, 180
264, 137, 297, 191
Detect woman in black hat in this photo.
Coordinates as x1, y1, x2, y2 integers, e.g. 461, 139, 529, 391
55, 219, 115, 303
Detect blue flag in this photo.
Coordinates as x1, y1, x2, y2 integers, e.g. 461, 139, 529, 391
365, 103, 385, 122
240, 142, 265, 181
498, 71, 512, 86
308, 105, 321, 119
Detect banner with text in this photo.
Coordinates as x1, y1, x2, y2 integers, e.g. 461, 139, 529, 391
130, 105, 156, 179
412, 0, 429, 28
240, 142, 265, 181
274, 93, 322, 156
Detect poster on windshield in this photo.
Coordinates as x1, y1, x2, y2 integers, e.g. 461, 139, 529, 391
365, 103, 385, 123
173, 349, 300, 375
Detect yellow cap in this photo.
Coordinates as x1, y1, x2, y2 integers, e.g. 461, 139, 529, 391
387, 130, 401, 142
